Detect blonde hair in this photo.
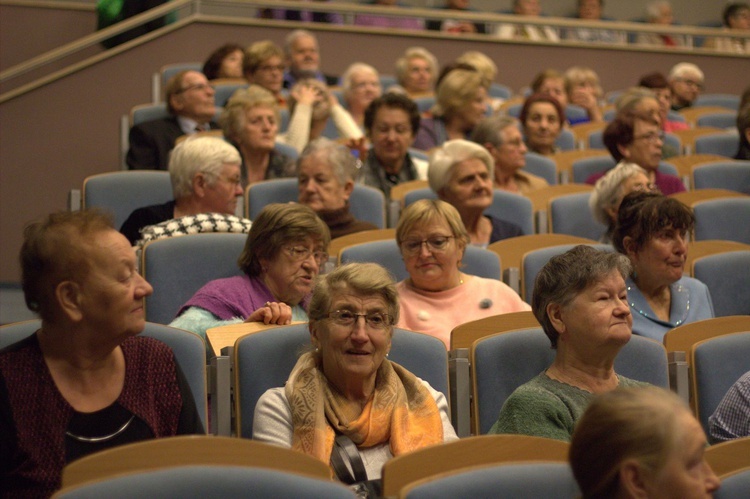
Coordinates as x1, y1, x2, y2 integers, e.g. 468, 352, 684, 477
456, 51, 497, 83
396, 199, 470, 251
395, 47, 438, 88
434, 69, 489, 119
564, 66, 603, 100
243, 40, 284, 77
220, 85, 280, 144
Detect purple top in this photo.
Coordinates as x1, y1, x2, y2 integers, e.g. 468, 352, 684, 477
177, 274, 310, 320
586, 169, 686, 195
354, 14, 424, 30
413, 117, 447, 152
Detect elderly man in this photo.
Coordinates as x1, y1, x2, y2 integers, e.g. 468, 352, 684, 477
471, 115, 549, 194
120, 136, 243, 245
282, 30, 338, 89
668, 62, 704, 111
585, 111, 685, 195
127, 70, 219, 170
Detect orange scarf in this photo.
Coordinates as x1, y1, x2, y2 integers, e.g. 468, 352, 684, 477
285, 352, 444, 471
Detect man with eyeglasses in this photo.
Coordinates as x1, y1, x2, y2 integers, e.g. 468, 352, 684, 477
127, 70, 219, 170
667, 63, 704, 111
471, 115, 549, 195
585, 110, 685, 195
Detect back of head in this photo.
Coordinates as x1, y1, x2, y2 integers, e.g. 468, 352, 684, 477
21, 210, 114, 322
455, 51, 497, 83
638, 71, 669, 90
570, 386, 687, 499
168, 135, 241, 199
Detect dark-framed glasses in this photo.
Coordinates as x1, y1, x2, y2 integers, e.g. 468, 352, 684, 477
284, 246, 328, 265
401, 235, 454, 255
325, 310, 394, 329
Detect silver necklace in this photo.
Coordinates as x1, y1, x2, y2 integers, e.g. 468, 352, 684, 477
65, 414, 135, 443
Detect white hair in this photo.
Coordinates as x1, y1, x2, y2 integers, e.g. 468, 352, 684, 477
428, 139, 494, 193
168, 136, 241, 199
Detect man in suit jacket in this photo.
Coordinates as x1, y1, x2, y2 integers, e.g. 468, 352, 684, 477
127, 70, 218, 170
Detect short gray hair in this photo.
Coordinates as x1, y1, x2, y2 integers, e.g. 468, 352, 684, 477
168, 136, 241, 199
284, 29, 317, 57
298, 137, 359, 185
668, 62, 704, 82
532, 245, 632, 348
395, 47, 438, 87
428, 139, 494, 193
589, 163, 649, 225
470, 115, 519, 148
341, 62, 380, 100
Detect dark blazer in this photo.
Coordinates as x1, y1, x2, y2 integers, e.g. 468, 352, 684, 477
126, 116, 219, 171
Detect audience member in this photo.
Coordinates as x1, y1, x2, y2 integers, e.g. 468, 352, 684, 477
530, 69, 568, 115
570, 386, 720, 498
586, 111, 686, 194
283, 30, 338, 89
638, 72, 690, 132
395, 199, 528, 348
202, 43, 244, 80
564, 66, 604, 123
394, 47, 438, 98
120, 136, 243, 245
221, 85, 296, 184
243, 40, 287, 106
259, 1, 343, 25
471, 115, 549, 194
565, 0, 625, 44
126, 70, 218, 170
360, 93, 427, 200
519, 93, 565, 156
341, 62, 382, 129
354, 0, 425, 30
496, 0, 560, 41
428, 139, 524, 246
614, 88, 680, 158
668, 62, 704, 111
709, 370, 750, 443
413, 68, 489, 151
489, 245, 644, 441
637, 0, 686, 48
736, 103, 750, 160
613, 191, 714, 341
589, 163, 654, 244
298, 138, 377, 239
282, 78, 362, 154
455, 51, 506, 111
426, 0, 486, 34
253, 262, 457, 483
0, 210, 203, 496
171, 203, 330, 342
705, 2, 750, 53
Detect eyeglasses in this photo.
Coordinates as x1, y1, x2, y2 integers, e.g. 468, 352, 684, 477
676, 79, 704, 90
284, 246, 328, 265
177, 83, 212, 94
634, 131, 665, 144
401, 235, 454, 255
324, 310, 394, 329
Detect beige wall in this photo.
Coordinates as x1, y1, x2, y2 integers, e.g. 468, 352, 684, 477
1, 16, 748, 283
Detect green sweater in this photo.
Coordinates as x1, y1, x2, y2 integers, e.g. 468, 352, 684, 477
488, 372, 645, 442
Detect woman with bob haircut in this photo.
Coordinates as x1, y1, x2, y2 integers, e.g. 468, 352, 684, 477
570, 386, 720, 498
393, 47, 438, 99
519, 93, 565, 156
203, 43, 245, 80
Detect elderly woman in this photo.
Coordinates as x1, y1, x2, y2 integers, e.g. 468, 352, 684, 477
361, 93, 427, 199
393, 47, 438, 98
221, 85, 296, 185
395, 199, 529, 348
519, 93, 565, 156
570, 386, 720, 498
590, 163, 654, 244
530, 69, 568, 110
282, 78, 362, 154
341, 62, 382, 129
489, 245, 645, 441
638, 73, 690, 133
298, 138, 377, 238
253, 263, 457, 483
429, 139, 523, 246
242, 40, 287, 106
203, 43, 245, 80
171, 203, 330, 341
0, 211, 203, 496
564, 66, 604, 124
120, 135, 244, 245
413, 68, 489, 151
613, 192, 714, 342
637, 1, 686, 48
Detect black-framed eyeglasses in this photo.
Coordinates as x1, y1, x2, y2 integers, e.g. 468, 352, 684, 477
284, 246, 328, 265
401, 235, 454, 255
324, 310, 394, 329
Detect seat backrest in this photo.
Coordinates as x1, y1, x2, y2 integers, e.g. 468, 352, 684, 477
489, 83, 512, 99
694, 198, 750, 243
663, 316, 750, 356
381, 434, 570, 497
401, 462, 579, 499
0, 319, 39, 349
488, 234, 597, 281
715, 466, 750, 499
159, 62, 203, 96
339, 240, 500, 282
693, 251, 750, 317
450, 311, 540, 350
82, 171, 173, 230
273, 141, 299, 162
548, 192, 608, 241
695, 133, 741, 157
686, 240, 750, 277
571, 156, 616, 183
130, 103, 170, 127
57, 465, 355, 499
328, 228, 396, 260
141, 233, 246, 325
233, 325, 449, 438
692, 332, 750, 434
414, 96, 435, 113
556, 128, 576, 152
694, 94, 741, 111
692, 161, 750, 192
211, 80, 249, 107
696, 112, 737, 129
523, 152, 558, 185
472, 328, 668, 435
670, 188, 746, 208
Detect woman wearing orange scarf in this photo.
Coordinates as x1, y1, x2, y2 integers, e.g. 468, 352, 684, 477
253, 262, 457, 485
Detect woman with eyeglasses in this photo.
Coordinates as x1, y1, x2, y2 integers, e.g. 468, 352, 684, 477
170, 203, 330, 342
253, 262, 457, 486
395, 199, 529, 349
